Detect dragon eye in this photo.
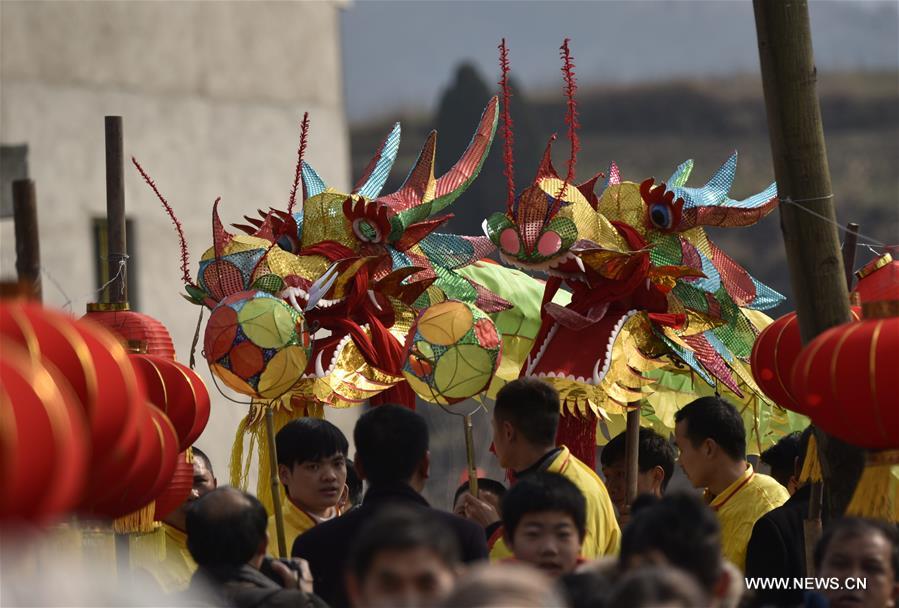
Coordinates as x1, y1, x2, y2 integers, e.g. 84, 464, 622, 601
500, 228, 521, 255
353, 219, 381, 243
537, 231, 562, 256
649, 204, 674, 230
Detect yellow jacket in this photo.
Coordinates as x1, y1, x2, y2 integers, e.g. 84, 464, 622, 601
490, 446, 622, 560
130, 523, 196, 592
706, 464, 789, 571
267, 495, 318, 557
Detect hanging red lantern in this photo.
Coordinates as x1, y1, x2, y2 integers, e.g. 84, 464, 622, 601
153, 452, 194, 521
0, 339, 90, 524
751, 308, 861, 414
83, 303, 176, 359
0, 302, 146, 507
791, 254, 899, 450
130, 354, 206, 451
90, 404, 179, 519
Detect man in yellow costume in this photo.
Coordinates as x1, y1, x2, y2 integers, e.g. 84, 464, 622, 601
459, 379, 621, 559
131, 448, 217, 591
268, 418, 349, 555
674, 396, 788, 571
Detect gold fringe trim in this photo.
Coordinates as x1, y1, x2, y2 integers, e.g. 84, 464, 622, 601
113, 502, 157, 534
229, 413, 252, 490
845, 450, 899, 522
799, 433, 823, 484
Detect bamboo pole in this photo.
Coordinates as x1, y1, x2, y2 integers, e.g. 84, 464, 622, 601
105, 116, 128, 305
266, 407, 288, 558
464, 413, 479, 498
753, 0, 864, 520
12, 179, 42, 301
624, 408, 640, 505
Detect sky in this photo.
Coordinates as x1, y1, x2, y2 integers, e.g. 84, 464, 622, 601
341, 0, 899, 123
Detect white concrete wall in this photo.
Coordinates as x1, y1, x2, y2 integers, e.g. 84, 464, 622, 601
0, 0, 355, 480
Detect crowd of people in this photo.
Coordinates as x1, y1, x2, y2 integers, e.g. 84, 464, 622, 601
23, 378, 895, 608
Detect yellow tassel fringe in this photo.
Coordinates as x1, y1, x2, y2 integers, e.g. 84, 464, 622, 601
846, 450, 899, 522
113, 501, 158, 534
799, 433, 823, 484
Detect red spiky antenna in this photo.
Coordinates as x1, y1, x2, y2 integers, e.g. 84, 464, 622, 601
498, 38, 515, 212
287, 112, 310, 215
132, 157, 195, 287
559, 38, 579, 198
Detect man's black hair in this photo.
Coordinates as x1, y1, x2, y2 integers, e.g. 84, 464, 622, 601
673, 396, 746, 462
814, 517, 899, 577
600, 427, 676, 491
760, 431, 801, 487
494, 378, 560, 447
348, 505, 460, 581
501, 472, 587, 541
186, 487, 267, 568
345, 458, 363, 507
619, 492, 722, 593
606, 566, 706, 608
559, 571, 612, 608
191, 446, 214, 474
453, 478, 507, 506
354, 404, 428, 486
276, 418, 348, 469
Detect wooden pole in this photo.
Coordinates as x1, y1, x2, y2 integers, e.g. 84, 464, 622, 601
266, 407, 288, 558
464, 413, 479, 498
105, 116, 128, 304
753, 0, 864, 519
624, 407, 640, 505
842, 223, 860, 289
12, 179, 42, 301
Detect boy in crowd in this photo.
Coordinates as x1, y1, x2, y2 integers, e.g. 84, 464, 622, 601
459, 378, 619, 559
759, 431, 802, 494
347, 507, 461, 608
501, 472, 587, 579
674, 396, 788, 571
271, 418, 349, 551
600, 427, 675, 524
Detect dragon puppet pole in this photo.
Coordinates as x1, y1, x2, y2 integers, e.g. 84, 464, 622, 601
265, 405, 288, 558
753, 0, 863, 524
624, 408, 640, 506
464, 413, 479, 498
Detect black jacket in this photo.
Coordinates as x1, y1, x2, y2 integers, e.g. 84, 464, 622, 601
187, 564, 328, 608
292, 482, 488, 608
744, 484, 812, 607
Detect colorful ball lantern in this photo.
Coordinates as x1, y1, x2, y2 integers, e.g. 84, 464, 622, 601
751, 307, 861, 414
204, 290, 311, 400
0, 338, 90, 524
791, 253, 899, 520
402, 301, 502, 405
83, 303, 177, 359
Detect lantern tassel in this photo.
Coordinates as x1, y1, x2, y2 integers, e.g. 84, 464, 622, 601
113, 501, 158, 534
845, 450, 899, 522
798, 432, 823, 484
229, 413, 252, 490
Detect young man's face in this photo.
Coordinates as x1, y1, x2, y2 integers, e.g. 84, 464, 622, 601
819, 529, 898, 608
601, 461, 662, 516
279, 453, 347, 515
674, 421, 711, 489
350, 546, 456, 608
508, 511, 582, 578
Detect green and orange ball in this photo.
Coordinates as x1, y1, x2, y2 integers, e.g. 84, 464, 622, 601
204, 291, 310, 400
403, 300, 502, 405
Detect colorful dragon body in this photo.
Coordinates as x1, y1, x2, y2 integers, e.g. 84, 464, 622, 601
140, 97, 507, 413
484, 144, 786, 464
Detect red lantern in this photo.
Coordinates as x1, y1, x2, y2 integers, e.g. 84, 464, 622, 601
0, 302, 145, 507
130, 354, 208, 451
0, 339, 90, 523
791, 254, 899, 450
90, 404, 179, 518
751, 307, 861, 414
83, 304, 176, 359
153, 452, 194, 521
